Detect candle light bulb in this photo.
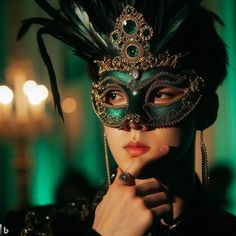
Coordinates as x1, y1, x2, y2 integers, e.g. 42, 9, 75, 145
23, 80, 37, 96
0, 85, 14, 104
28, 88, 42, 105
37, 85, 48, 100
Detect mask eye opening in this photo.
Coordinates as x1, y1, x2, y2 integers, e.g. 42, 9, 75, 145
145, 84, 186, 106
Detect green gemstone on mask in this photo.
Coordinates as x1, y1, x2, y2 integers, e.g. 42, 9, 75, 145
112, 33, 118, 41
127, 45, 139, 58
143, 28, 150, 37
123, 20, 137, 34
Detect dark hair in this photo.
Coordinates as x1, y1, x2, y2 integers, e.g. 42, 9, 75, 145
169, 6, 228, 93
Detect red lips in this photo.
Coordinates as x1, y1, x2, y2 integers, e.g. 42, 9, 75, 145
124, 141, 150, 157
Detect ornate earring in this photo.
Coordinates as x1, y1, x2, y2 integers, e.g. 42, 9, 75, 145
200, 130, 209, 190
104, 133, 111, 187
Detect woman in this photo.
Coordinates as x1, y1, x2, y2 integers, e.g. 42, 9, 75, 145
6, 0, 236, 235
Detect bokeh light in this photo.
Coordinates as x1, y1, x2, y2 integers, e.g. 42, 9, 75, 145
62, 97, 77, 113
0, 85, 14, 104
23, 80, 48, 105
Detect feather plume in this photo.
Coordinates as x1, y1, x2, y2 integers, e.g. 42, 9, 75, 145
60, 0, 114, 57
152, 0, 201, 52
37, 28, 64, 121
35, 0, 68, 25
19, 0, 222, 120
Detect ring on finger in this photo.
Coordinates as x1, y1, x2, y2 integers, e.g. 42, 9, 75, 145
119, 171, 135, 186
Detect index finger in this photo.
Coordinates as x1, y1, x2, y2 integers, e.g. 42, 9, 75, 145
125, 145, 169, 179
114, 167, 123, 182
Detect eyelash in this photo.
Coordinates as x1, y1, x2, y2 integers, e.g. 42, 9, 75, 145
149, 87, 184, 104
103, 90, 127, 105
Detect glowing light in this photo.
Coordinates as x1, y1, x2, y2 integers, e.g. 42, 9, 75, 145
23, 80, 37, 96
23, 80, 49, 105
28, 88, 43, 105
62, 97, 77, 113
37, 85, 48, 100
0, 86, 14, 104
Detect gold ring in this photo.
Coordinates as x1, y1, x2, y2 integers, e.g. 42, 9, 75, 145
119, 172, 135, 186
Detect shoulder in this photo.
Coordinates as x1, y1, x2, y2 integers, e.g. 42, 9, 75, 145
211, 208, 236, 226
206, 205, 236, 235
183, 180, 236, 236
5, 198, 92, 236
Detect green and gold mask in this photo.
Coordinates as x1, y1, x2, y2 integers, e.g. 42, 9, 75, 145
92, 67, 204, 129
91, 6, 205, 129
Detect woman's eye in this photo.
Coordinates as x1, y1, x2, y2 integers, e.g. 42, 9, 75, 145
149, 88, 184, 104
103, 90, 127, 106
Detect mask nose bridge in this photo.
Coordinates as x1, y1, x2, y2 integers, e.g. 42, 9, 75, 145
119, 79, 154, 130
126, 84, 148, 115
118, 78, 159, 131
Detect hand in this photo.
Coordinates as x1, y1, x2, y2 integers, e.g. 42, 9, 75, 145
92, 145, 172, 236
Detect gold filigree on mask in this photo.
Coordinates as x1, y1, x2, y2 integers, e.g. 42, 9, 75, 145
95, 5, 184, 77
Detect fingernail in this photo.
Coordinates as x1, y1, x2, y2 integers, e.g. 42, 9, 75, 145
159, 145, 169, 153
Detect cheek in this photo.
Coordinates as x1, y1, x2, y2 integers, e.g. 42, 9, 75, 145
159, 128, 194, 148
106, 134, 120, 155
146, 128, 182, 160
151, 128, 182, 147
104, 126, 127, 167
148, 121, 196, 158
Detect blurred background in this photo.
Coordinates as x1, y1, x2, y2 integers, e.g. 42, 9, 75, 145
0, 0, 236, 222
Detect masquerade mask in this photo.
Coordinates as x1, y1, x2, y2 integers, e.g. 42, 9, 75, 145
19, 1, 207, 121
92, 6, 205, 129
92, 68, 204, 129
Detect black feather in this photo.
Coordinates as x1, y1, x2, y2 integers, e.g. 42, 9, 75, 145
17, 19, 33, 40
153, 0, 201, 52
35, 0, 68, 24
17, 18, 59, 40
204, 8, 224, 25
37, 27, 64, 121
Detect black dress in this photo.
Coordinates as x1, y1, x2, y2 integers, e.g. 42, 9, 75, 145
4, 178, 236, 236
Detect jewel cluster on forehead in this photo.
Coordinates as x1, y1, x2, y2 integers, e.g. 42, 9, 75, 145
95, 5, 184, 78
110, 5, 153, 79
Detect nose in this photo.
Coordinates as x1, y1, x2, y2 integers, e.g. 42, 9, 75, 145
120, 114, 149, 131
